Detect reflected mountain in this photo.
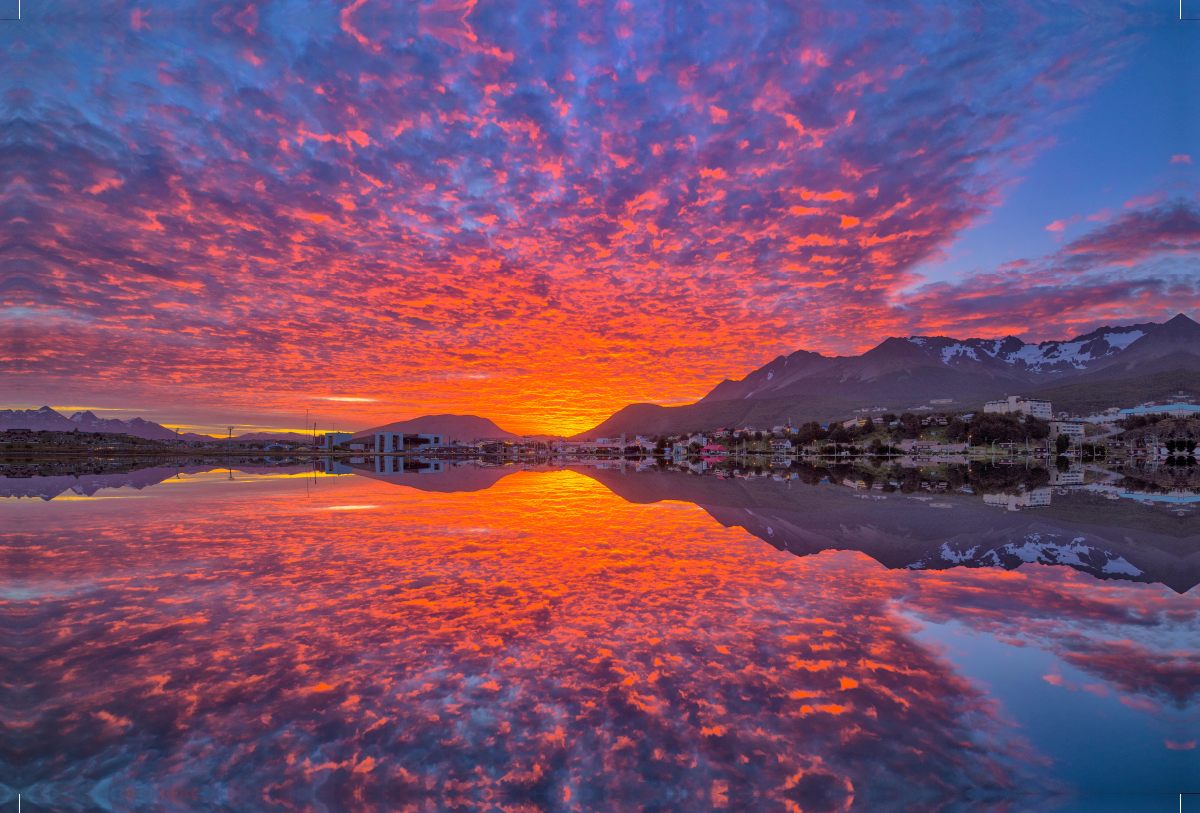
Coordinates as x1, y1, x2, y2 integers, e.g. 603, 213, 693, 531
0, 463, 315, 501
332, 458, 1200, 593
3, 457, 1197, 810
342, 457, 547, 493
6, 459, 1198, 592
577, 467, 1200, 594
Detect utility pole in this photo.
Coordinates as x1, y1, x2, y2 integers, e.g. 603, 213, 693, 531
228, 425, 234, 454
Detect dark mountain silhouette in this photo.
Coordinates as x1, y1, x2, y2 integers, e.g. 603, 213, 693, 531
577, 313, 1200, 438
353, 413, 519, 442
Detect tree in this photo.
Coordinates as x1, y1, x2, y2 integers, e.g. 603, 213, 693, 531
860, 417, 875, 434
829, 425, 850, 444
1055, 433, 1071, 455
797, 422, 828, 444
898, 413, 922, 438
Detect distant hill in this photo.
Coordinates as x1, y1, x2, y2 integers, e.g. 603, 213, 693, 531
575, 313, 1200, 438
353, 413, 519, 442
233, 431, 314, 442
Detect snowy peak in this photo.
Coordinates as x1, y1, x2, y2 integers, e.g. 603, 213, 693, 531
901, 324, 1155, 373
700, 313, 1200, 403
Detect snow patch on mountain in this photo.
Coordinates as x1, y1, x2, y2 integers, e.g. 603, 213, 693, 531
938, 542, 979, 562
1101, 330, 1145, 350
940, 344, 980, 364
1102, 557, 1142, 576
900, 325, 1150, 372
908, 532, 1143, 580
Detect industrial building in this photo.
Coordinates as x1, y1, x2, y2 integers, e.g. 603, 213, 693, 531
1118, 402, 1200, 419
317, 432, 353, 449
374, 456, 444, 475
374, 432, 444, 453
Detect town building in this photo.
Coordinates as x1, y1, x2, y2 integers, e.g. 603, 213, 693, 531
1050, 465, 1084, 486
983, 488, 1052, 511
1048, 421, 1085, 441
983, 395, 1053, 419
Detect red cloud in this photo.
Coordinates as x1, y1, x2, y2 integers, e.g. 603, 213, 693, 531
0, 0, 1162, 434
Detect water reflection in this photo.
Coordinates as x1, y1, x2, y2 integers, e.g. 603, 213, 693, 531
2, 461, 1197, 811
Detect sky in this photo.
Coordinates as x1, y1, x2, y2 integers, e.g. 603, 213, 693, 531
2, 0, 1198, 435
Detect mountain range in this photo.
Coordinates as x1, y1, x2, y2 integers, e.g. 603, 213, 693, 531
0, 406, 521, 444
576, 312, 1200, 438
0, 407, 310, 443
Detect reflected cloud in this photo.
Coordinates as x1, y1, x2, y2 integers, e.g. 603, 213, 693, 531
3, 464, 1196, 810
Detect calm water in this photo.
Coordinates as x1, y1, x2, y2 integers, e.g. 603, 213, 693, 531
3, 461, 1198, 812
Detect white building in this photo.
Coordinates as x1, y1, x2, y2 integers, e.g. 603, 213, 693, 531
983, 488, 1052, 511
983, 396, 1052, 419
374, 432, 444, 452
1050, 465, 1084, 486
1048, 421, 1085, 441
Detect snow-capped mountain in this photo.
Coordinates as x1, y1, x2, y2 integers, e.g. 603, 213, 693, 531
907, 533, 1143, 578
904, 322, 1150, 374
0, 406, 183, 439
699, 313, 1199, 403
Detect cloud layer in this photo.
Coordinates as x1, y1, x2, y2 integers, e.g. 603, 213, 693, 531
1, 0, 1191, 432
